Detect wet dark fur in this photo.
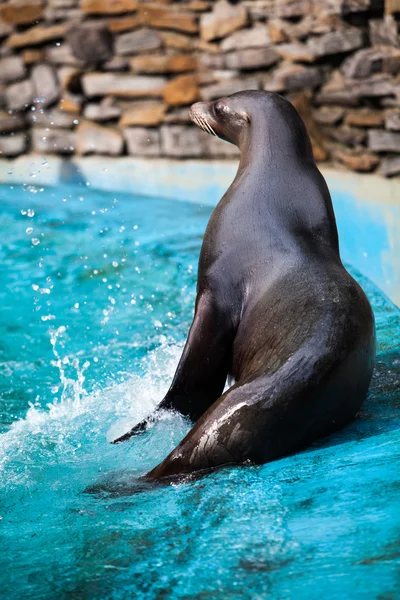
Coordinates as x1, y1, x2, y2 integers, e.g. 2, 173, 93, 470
113, 91, 375, 480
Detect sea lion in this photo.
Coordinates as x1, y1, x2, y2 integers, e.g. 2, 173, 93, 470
113, 91, 375, 481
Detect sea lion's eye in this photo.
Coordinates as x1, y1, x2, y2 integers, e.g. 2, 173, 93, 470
214, 101, 228, 116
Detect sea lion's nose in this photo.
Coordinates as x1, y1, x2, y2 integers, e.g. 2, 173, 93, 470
189, 101, 209, 121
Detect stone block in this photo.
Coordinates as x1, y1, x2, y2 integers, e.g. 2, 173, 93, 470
327, 126, 366, 146
187, 0, 211, 10
225, 47, 279, 70
49, 0, 78, 6
163, 108, 191, 124
139, 5, 198, 34
81, 0, 138, 14
344, 109, 385, 127
0, 111, 25, 133
381, 155, 400, 176
57, 92, 83, 113
107, 16, 140, 33
119, 101, 166, 126
313, 106, 344, 125
163, 74, 199, 106
369, 16, 399, 47
130, 54, 197, 74
6, 24, 66, 48
368, 129, 400, 152
0, 0, 43, 25
160, 31, 192, 51
316, 73, 395, 105
307, 29, 363, 57
67, 22, 113, 65
221, 25, 271, 52
383, 50, 400, 75
103, 56, 129, 71
83, 98, 121, 121
341, 48, 386, 79
243, 0, 276, 21
353, 76, 396, 98
194, 39, 221, 54
76, 121, 124, 155
380, 93, 400, 109
5, 79, 33, 111
275, 0, 312, 18
115, 28, 162, 56
31, 63, 59, 108
0, 55, 25, 84
200, 0, 247, 42
45, 44, 82, 67
32, 127, 75, 154
82, 73, 166, 99
201, 78, 259, 101
160, 125, 204, 157
199, 53, 226, 70
268, 16, 316, 42
334, 150, 379, 172
385, 112, 400, 130
275, 43, 316, 63
342, 0, 371, 12
124, 127, 161, 156
0, 133, 27, 157
0, 19, 13, 39
27, 107, 77, 128
268, 20, 288, 44
23, 49, 44, 65
44, 6, 82, 20
266, 64, 323, 92
386, 0, 400, 13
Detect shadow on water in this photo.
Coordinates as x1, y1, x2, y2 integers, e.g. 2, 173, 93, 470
83, 471, 166, 498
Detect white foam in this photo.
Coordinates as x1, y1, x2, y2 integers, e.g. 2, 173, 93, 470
0, 342, 183, 479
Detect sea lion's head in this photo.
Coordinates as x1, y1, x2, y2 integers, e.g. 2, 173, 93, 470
190, 93, 251, 147
190, 91, 312, 157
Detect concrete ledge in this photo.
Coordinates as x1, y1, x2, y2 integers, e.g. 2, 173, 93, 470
1, 155, 399, 306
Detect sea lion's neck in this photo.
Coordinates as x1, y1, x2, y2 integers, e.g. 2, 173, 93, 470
227, 129, 340, 257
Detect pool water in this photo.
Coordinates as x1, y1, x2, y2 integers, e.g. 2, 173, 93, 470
1, 183, 399, 599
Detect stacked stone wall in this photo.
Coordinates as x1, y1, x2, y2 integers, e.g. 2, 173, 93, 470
1, 0, 400, 175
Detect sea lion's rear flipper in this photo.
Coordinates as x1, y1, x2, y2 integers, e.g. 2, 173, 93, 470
112, 292, 234, 444
144, 331, 371, 479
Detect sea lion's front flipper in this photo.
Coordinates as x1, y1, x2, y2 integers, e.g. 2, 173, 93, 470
112, 292, 234, 444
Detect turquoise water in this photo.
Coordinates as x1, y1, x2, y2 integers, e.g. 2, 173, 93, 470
1, 183, 399, 599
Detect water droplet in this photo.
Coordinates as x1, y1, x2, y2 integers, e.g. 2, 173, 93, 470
31, 238, 40, 246
26, 227, 33, 234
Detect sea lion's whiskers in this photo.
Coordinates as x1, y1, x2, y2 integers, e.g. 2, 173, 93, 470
201, 117, 217, 137
207, 122, 217, 136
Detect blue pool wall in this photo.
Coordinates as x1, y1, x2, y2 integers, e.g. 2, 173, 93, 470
1, 155, 399, 307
